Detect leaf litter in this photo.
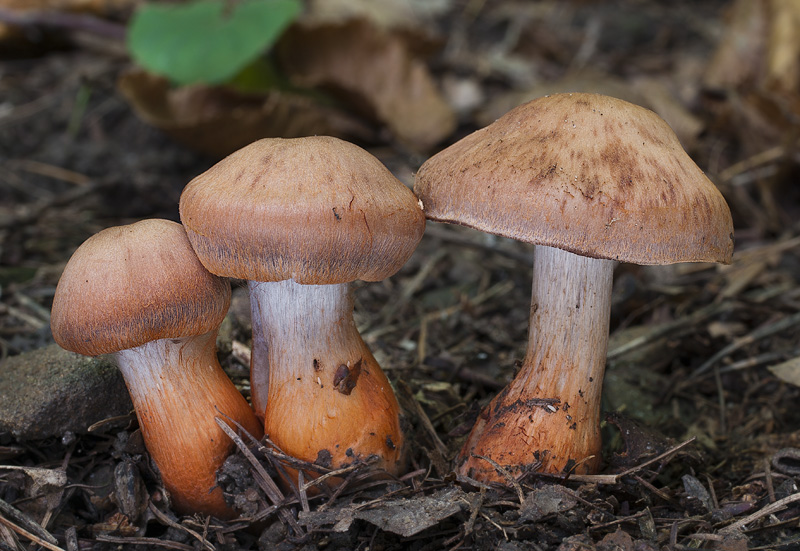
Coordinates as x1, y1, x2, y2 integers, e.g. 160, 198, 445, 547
1, 0, 800, 549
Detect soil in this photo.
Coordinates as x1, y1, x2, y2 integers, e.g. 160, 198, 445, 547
2, 1, 800, 550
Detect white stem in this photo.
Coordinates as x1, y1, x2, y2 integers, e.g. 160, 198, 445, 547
248, 280, 357, 418
114, 332, 261, 517
517, 246, 614, 410
249, 279, 403, 471
115, 334, 224, 449
458, 245, 614, 477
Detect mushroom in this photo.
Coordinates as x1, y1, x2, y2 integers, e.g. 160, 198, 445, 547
50, 219, 263, 518
414, 93, 734, 480
179, 136, 425, 477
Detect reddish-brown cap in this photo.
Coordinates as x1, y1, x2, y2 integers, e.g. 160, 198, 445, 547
415, 93, 734, 265
51, 219, 231, 356
179, 136, 426, 284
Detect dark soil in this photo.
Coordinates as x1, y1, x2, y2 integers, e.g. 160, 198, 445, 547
2, 1, 800, 550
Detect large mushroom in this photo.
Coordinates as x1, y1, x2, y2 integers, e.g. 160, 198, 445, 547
179, 136, 425, 477
414, 93, 734, 480
51, 219, 263, 518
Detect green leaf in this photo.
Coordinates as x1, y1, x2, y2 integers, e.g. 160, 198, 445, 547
127, 0, 301, 86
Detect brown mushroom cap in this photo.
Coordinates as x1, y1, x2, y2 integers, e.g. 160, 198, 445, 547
179, 136, 426, 285
51, 219, 231, 356
415, 93, 734, 265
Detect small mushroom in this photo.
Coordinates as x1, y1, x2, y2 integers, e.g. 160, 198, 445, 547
414, 93, 734, 480
50, 219, 263, 518
179, 136, 425, 477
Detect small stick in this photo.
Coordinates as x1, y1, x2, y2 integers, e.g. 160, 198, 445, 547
300, 459, 375, 493
464, 486, 486, 535
531, 437, 697, 485
214, 418, 303, 536
0, 496, 59, 545
720, 492, 800, 533
690, 311, 800, 379
297, 471, 310, 514
764, 458, 776, 503
148, 504, 215, 551
0, 514, 65, 551
472, 454, 524, 505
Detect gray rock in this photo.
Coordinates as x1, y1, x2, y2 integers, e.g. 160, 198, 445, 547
0, 344, 132, 439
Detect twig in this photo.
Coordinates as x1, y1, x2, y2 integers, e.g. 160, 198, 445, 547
689, 311, 800, 379
607, 302, 732, 361
764, 458, 776, 503
531, 437, 697, 485
0, 514, 64, 551
396, 381, 449, 458
631, 474, 679, 507
464, 486, 486, 535
720, 492, 800, 533
423, 224, 532, 264
299, 458, 377, 493
316, 466, 367, 512
377, 248, 448, 325
472, 454, 524, 505
297, 471, 310, 515
0, 183, 98, 229
586, 510, 647, 532
214, 418, 303, 536
147, 504, 215, 551
0, 496, 59, 545
257, 437, 331, 476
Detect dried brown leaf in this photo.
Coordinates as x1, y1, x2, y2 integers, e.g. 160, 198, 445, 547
353, 487, 465, 537
767, 356, 800, 387
117, 70, 373, 158
704, 0, 800, 155
704, 0, 769, 92
278, 18, 456, 151
299, 487, 467, 537
519, 485, 578, 522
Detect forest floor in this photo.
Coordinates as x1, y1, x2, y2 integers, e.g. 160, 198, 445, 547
2, 1, 800, 549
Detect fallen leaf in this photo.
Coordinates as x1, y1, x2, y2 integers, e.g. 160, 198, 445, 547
703, 0, 769, 92
682, 474, 713, 513
277, 18, 456, 151
703, 0, 800, 156
299, 487, 467, 537
117, 70, 374, 158
519, 485, 577, 522
768, 356, 800, 387
353, 487, 465, 537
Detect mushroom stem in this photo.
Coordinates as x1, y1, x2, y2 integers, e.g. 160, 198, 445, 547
115, 330, 263, 518
457, 245, 614, 479
249, 279, 404, 475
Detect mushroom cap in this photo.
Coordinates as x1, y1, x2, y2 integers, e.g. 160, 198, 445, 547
415, 93, 734, 265
51, 219, 231, 356
179, 136, 426, 284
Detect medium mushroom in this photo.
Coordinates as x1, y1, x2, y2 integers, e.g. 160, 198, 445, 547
50, 219, 263, 518
414, 93, 734, 480
179, 136, 425, 477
